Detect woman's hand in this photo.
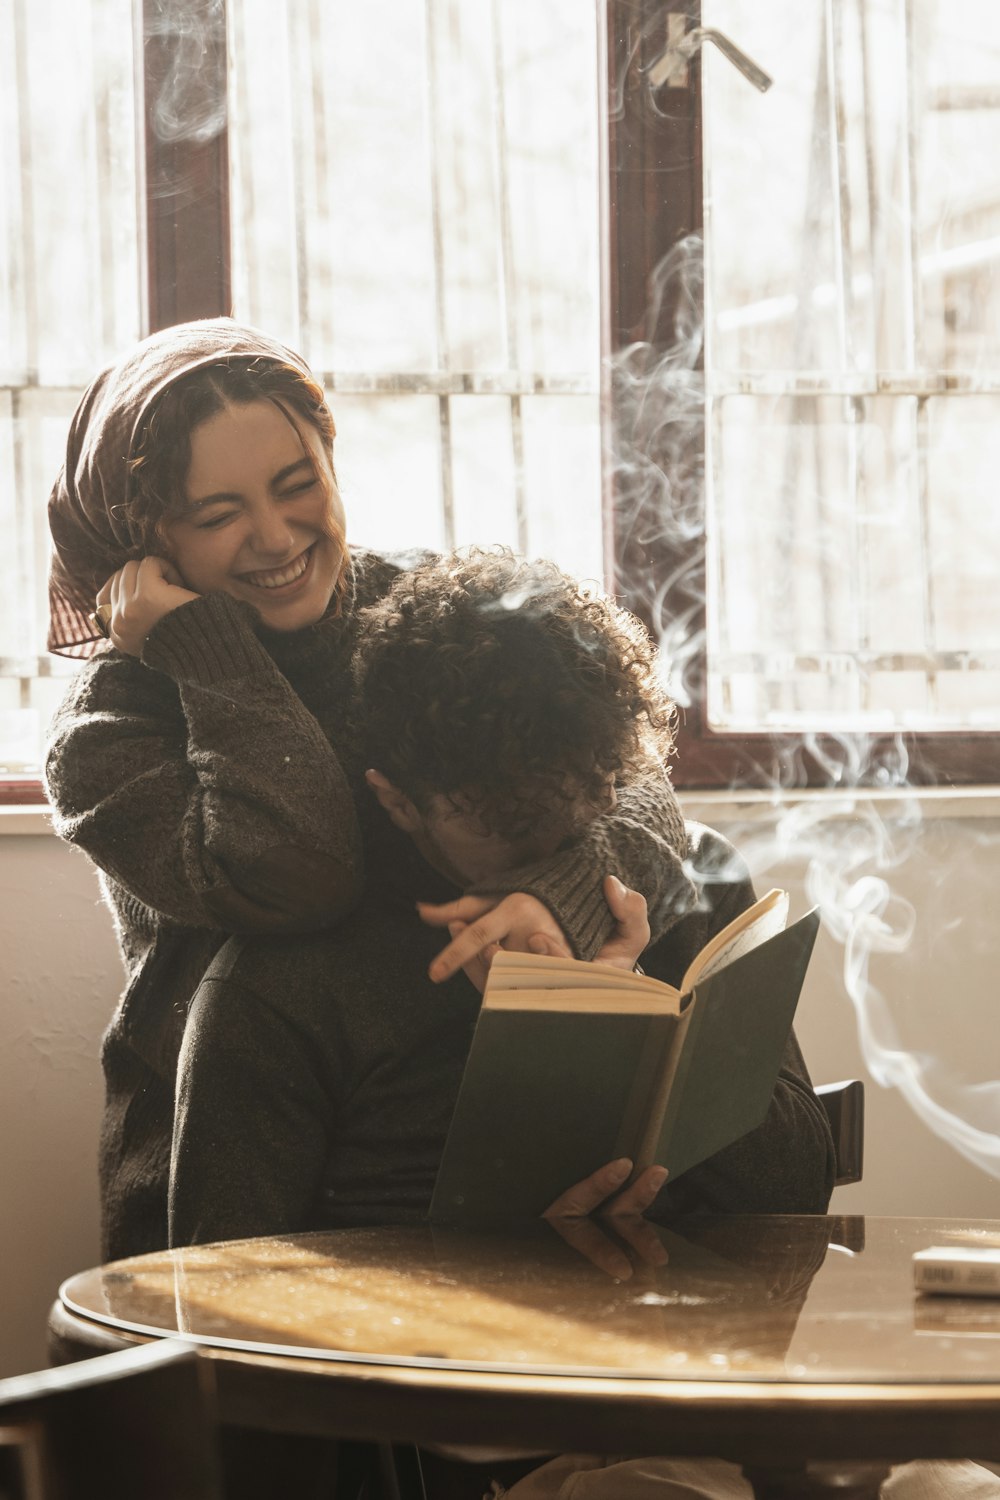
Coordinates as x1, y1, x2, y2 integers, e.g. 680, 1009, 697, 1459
96, 557, 199, 656
423, 876, 650, 993
419, 892, 571, 985
542, 1158, 670, 1279
529, 875, 650, 972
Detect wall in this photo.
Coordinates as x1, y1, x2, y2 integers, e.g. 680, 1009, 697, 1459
1, 798, 998, 1378
1, 820, 122, 1378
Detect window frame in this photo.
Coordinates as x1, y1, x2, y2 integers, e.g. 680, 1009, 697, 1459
0, 0, 231, 808
601, 0, 998, 790
6, 0, 995, 807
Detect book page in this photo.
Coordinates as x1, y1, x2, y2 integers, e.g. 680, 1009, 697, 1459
485, 984, 683, 1015
679, 888, 789, 994
487, 949, 680, 1000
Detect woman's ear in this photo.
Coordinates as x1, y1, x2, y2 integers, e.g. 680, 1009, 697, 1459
365, 769, 424, 835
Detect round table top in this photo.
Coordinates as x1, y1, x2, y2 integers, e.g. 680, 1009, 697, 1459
59, 1214, 1000, 1387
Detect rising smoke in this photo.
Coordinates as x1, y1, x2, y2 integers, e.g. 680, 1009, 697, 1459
607, 231, 1000, 1187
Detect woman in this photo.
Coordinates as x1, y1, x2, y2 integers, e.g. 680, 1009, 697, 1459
44, 318, 698, 1260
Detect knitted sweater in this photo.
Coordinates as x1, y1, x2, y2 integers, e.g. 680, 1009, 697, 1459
168, 823, 835, 1247
44, 549, 699, 1258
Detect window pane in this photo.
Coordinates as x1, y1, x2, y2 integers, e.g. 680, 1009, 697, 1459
228, 0, 601, 572
0, 0, 139, 774
702, 0, 1000, 731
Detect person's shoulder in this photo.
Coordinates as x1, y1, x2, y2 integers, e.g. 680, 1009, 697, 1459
685, 820, 753, 893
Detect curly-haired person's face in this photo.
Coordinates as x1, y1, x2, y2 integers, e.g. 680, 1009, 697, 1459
161, 399, 347, 631
368, 772, 617, 886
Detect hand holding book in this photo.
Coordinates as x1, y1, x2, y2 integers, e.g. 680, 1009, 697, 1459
430, 889, 821, 1223
542, 1154, 670, 1279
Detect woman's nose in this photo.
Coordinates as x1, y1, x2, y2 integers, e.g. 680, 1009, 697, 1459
248, 502, 295, 557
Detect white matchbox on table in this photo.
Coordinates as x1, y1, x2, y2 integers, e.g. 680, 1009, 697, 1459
913, 1245, 1000, 1298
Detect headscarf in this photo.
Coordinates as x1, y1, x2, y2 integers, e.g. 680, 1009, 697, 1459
47, 318, 320, 656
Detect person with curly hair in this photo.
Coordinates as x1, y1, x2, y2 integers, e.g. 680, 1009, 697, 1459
168, 548, 834, 1248
357, 548, 675, 901
44, 320, 700, 1265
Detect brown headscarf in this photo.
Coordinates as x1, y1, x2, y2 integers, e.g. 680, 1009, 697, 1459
47, 318, 320, 656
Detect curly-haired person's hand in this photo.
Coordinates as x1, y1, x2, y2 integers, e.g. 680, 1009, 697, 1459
542, 1158, 670, 1280
419, 892, 571, 985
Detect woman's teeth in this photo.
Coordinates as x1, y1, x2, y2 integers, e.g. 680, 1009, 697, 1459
244, 549, 311, 589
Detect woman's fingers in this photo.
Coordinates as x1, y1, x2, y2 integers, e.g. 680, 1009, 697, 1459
417, 896, 493, 928
96, 558, 197, 655
421, 893, 571, 983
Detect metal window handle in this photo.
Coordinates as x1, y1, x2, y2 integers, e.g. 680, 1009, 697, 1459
648, 26, 773, 93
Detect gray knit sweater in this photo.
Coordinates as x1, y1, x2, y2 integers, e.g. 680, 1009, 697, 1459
45, 549, 699, 1258
168, 823, 835, 1246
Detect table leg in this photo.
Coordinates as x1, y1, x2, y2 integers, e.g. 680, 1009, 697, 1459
742, 1462, 893, 1499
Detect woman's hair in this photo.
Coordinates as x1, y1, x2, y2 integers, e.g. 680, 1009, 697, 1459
354, 548, 676, 837
124, 356, 338, 555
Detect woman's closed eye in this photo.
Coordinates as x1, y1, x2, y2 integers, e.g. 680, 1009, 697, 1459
276, 477, 319, 499
193, 507, 239, 530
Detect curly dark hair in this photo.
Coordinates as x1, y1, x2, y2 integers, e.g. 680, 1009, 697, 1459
354, 548, 676, 836
124, 357, 340, 557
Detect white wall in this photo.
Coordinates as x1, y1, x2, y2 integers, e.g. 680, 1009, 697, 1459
1, 822, 122, 1378
2, 798, 998, 1378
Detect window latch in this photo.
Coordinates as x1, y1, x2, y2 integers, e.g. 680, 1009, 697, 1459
647, 24, 773, 93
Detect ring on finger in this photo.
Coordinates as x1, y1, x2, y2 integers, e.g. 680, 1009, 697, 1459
88, 602, 113, 639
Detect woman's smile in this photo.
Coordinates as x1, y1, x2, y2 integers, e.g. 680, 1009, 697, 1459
239, 542, 316, 592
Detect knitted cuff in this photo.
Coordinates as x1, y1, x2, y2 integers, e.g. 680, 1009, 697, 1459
470, 855, 615, 961
141, 593, 269, 685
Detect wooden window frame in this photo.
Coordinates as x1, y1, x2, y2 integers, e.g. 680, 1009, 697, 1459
8, 0, 993, 808
0, 1, 231, 808
601, 0, 997, 790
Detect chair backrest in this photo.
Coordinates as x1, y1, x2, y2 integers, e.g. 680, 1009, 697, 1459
0, 1340, 221, 1500
816, 1079, 865, 1187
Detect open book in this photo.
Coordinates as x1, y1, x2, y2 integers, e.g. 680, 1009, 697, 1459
430, 890, 820, 1222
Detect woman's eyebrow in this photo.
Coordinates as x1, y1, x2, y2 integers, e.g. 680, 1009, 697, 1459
186, 458, 316, 509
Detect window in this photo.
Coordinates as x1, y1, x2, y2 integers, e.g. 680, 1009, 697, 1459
604, 0, 1000, 787
2, 0, 604, 798
3, 0, 997, 798
1, 0, 140, 799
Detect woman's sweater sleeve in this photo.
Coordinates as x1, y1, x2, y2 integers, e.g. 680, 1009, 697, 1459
471, 772, 697, 961
45, 591, 363, 933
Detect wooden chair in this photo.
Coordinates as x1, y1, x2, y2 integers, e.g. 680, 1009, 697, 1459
816, 1079, 865, 1187
0, 1340, 221, 1500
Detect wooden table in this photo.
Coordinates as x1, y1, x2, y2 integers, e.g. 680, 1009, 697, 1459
50, 1215, 1000, 1498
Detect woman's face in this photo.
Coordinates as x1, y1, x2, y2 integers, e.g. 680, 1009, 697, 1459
161, 399, 347, 632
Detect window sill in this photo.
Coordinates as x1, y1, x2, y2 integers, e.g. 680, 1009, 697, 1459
0, 805, 54, 835
679, 786, 1000, 824
4, 786, 1000, 839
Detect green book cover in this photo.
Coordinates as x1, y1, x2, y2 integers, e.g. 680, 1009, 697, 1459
430, 904, 820, 1224
642, 910, 820, 1180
